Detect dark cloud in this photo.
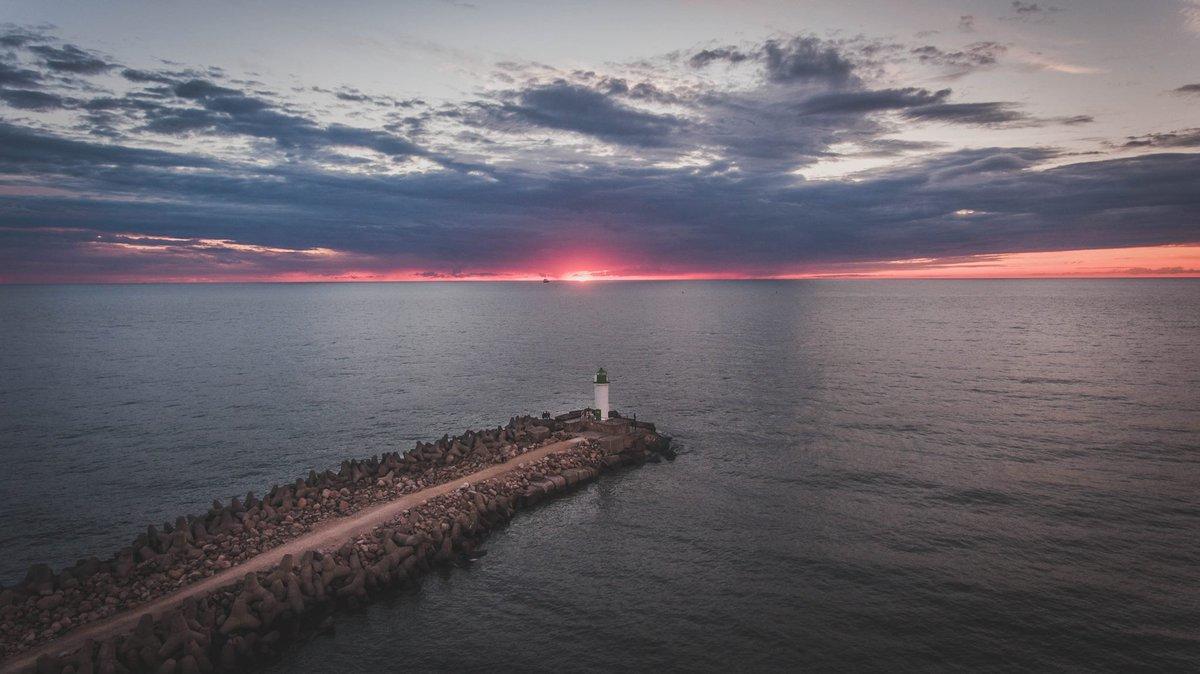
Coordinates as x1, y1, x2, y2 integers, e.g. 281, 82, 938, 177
686, 35, 856, 85
0, 88, 68, 110
0, 29, 1193, 281
1057, 115, 1094, 125
8, 138, 1200, 280
901, 102, 1090, 128
1172, 84, 1200, 96
1122, 129, 1200, 148
0, 26, 44, 48
0, 60, 42, 87
852, 138, 947, 157
172, 78, 242, 100
688, 47, 752, 68
596, 77, 683, 104
904, 101, 1028, 125
920, 147, 1054, 182
0, 121, 216, 169
28, 44, 111, 74
325, 87, 423, 108
139, 107, 223, 134
334, 89, 372, 103
323, 124, 427, 157
120, 68, 176, 84
762, 36, 856, 84
2, 119, 1198, 280
630, 35, 994, 164
96, 76, 433, 160
797, 87, 950, 115
484, 81, 681, 147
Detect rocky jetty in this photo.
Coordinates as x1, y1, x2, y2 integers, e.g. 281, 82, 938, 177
0, 412, 671, 673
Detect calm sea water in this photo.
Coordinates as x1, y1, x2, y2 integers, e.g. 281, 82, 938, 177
2, 281, 1198, 671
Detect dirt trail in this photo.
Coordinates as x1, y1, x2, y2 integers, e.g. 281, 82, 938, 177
2, 435, 591, 672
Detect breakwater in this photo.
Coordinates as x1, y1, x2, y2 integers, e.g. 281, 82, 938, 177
1, 412, 672, 673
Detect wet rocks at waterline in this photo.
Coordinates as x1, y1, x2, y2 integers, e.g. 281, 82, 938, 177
0, 411, 671, 673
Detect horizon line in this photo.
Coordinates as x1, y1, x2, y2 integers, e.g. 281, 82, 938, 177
5, 244, 1198, 285
4, 274, 1200, 286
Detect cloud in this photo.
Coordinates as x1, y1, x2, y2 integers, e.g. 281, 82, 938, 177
852, 138, 947, 157
1006, 1, 1063, 22
1186, 1, 1200, 34
27, 44, 111, 74
595, 76, 684, 104
1056, 115, 1094, 125
120, 68, 176, 84
171, 78, 243, 100
2, 129, 1198, 280
1012, 1, 1055, 14
688, 47, 751, 68
1122, 128, 1200, 148
797, 87, 950, 115
918, 146, 1055, 182
903, 101, 1029, 125
465, 40, 909, 165
1013, 50, 1103, 74
0, 88, 68, 110
414, 269, 501, 279
902, 101, 1092, 128
958, 15, 977, 32
0, 121, 217, 169
0, 28, 1193, 282
910, 42, 1007, 75
1, 34, 435, 167
333, 88, 374, 103
481, 80, 682, 147
686, 35, 857, 85
761, 36, 857, 84
1173, 83, 1200, 95
0, 25, 45, 48
119, 76, 432, 160
0, 60, 43, 88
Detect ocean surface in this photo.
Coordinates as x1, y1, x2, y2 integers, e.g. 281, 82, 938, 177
2, 280, 1198, 671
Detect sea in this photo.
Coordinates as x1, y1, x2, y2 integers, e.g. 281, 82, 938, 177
1, 280, 1197, 671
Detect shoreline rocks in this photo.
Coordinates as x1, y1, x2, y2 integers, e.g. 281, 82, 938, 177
1, 412, 671, 672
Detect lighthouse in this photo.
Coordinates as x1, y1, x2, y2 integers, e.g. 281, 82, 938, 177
593, 367, 610, 421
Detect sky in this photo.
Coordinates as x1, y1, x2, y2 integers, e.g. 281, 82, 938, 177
0, 0, 1198, 282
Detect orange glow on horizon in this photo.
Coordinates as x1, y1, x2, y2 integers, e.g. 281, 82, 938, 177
829, 244, 1200, 279
3, 231, 1199, 283
317, 243, 1200, 282
563, 270, 603, 282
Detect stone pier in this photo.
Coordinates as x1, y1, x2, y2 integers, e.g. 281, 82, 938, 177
0, 410, 672, 674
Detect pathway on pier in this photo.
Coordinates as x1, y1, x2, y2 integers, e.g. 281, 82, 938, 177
3, 435, 595, 672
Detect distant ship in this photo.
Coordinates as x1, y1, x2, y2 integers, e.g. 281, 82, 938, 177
542, 278, 551, 283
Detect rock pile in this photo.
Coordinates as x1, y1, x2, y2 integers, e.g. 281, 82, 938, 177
1, 414, 671, 672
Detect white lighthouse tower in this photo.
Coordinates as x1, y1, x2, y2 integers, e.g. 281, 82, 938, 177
593, 367, 610, 421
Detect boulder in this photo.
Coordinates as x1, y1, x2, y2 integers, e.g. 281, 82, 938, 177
22, 563, 55, 595
218, 595, 260, 635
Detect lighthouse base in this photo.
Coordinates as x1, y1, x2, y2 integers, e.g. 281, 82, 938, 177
594, 382, 609, 421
